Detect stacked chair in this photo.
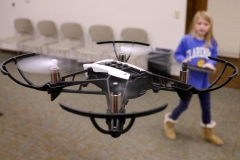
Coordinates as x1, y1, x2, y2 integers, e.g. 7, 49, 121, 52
21, 20, 58, 54
1, 19, 151, 70
0, 18, 34, 54
47, 22, 84, 59
75, 25, 114, 62
123, 27, 149, 70
121, 27, 148, 43
109, 27, 149, 70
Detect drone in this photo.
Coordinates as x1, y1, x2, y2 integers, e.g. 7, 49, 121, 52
1, 41, 238, 138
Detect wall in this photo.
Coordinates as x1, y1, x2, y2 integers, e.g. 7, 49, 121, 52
207, 0, 240, 88
0, 0, 187, 50
208, 0, 240, 58
185, 0, 208, 33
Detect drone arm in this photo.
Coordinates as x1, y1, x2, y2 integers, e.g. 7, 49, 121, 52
61, 68, 91, 81
148, 71, 191, 91
48, 78, 108, 101
147, 71, 194, 102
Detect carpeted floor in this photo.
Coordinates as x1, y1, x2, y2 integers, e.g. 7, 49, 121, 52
0, 51, 240, 160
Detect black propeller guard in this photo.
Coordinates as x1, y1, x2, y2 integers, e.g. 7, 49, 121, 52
0, 41, 238, 138
60, 102, 167, 137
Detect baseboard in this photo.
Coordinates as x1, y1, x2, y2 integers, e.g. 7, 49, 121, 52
0, 49, 18, 55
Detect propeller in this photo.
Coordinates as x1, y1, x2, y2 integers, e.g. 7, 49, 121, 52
97, 41, 153, 62
17, 54, 80, 74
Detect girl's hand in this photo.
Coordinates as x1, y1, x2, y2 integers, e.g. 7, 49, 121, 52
202, 63, 216, 72
183, 57, 191, 63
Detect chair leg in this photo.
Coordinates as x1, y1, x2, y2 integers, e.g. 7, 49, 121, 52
17, 42, 25, 55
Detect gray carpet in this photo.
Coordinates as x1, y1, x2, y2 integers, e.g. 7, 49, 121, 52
0, 51, 240, 160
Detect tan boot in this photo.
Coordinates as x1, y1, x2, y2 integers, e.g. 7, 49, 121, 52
164, 112, 178, 140
201, 121, 223, 146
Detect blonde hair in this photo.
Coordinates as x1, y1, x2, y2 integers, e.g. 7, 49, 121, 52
189, 11, 216, 47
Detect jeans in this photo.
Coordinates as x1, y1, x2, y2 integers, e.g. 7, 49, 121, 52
170, 91, 211, 124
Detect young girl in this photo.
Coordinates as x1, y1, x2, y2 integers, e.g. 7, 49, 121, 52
163, 11, 223, 146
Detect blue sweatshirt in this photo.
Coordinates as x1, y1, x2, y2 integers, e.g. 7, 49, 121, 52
174, 34, 218, 89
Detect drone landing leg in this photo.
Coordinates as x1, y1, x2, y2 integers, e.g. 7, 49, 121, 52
0, 112, 3, 117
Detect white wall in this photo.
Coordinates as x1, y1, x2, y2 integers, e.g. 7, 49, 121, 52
0, 0, 187, 49
208, 0, 240, 58
0, 0, 187, 75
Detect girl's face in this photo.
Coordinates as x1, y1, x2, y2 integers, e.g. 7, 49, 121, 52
194, 17, 211, 38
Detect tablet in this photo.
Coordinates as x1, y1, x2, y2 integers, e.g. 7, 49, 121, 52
187, 64, 214, 73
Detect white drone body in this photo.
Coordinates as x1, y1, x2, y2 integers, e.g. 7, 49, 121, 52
83, 59, 145, 80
